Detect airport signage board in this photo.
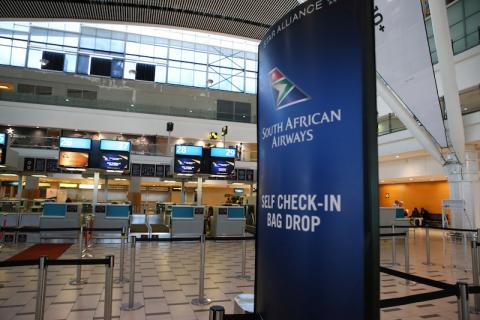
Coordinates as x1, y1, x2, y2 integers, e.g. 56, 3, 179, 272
0, 133, 5, 145
210, 147, 236, 158
100, 140, 131, 152
175, 145, 203, 157
58, 151, 89, 168
100, 154, 129, 170
174, 157, 201, 174
211, 159, 235, 175
256, 1, 378, 319
59, 137, 92, 150
0, 133, 6, 165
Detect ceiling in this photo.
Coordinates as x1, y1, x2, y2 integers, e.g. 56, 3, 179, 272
0, 0, 299, 40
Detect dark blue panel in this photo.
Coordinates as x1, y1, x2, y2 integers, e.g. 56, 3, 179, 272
256, 1, 377, 319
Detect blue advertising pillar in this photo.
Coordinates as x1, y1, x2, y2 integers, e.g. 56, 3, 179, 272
255, 0, 379, 319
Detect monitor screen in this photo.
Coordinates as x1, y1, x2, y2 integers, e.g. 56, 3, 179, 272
234, 188, 244, 193
100, 140, 131, 152
58, 151, 89, 168
59, 137, 92, 150
100, 153, 129, 170
174, 157, 201, 174
0, 133, 5, 145
210, 147, 236, 158
211, 159, 235, 175
175, 145, 203, 157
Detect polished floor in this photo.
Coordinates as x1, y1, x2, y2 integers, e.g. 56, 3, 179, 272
0, 230, 477, 319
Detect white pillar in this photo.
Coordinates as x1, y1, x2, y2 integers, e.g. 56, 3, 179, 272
445, 145, 480, 229
92, 171, 100, 206
180, 180, 186, 204
104, 176, 109, 203
197, 177, 203, 205
429, 0, 465, 163
25, 176, 39, 191
16, 175, 23, 200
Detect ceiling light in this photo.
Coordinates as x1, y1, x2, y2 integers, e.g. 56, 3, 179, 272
0, 173, 18, 177
395, 155, 400, 158
6, 128, 14, 135
64, 168, 86, 172
59, 183, 78, 188
114, 178, 127, 181
35, 126, 40, 129
164, 180, 176, 183
106, 170, 123, 173
409, 178, 414, 181
79, 184, 102, 190
32, 174, 47, 178
0, 165, 5, 168
464, 107, 469, 111
130, 104, 135, 107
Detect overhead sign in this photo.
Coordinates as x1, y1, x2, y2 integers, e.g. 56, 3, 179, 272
100, 140, 131, 152
175, 145, 203, 157
211, 159, 235, 175
174, 157, 201, 174
100, 154, 129, 170
375, 0, 447, 147
59, 137, 92, 150
210, 147, 236, 158
0, 133, 5, 145
256, 1, 378, 319
58, 151, 89, 168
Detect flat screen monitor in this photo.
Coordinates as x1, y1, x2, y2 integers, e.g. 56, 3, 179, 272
175, 145, 203, 157
58, 151, 89, 168
100, 140, 131, 152
0, 133, 5, 146
174, 157, 201, 174
59, 137, 91, 150
234, 188, 244, 193
211, 159, 235, 175
210, 147, 236, 158
100, 153, 129, 170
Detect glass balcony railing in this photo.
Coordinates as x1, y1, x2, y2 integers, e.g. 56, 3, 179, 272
0, 91, 257, 124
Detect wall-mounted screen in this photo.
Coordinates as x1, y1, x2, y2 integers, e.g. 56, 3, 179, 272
234, 188, 244, 193
210, 147, 236, 158
211, 159, 235, 175
59, 137, 91, 150
100, 154, 129, 170
175, 145, 203, 157
100, 140, 131, 152
174, 157, 201, 174
0, 133, 5, 145
58, 151, 89, 168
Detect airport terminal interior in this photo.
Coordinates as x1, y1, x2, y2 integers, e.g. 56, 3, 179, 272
0, 0, 479, 319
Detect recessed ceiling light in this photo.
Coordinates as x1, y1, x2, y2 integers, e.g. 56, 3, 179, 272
464, 107, 468, 111
395, 155, 400, 158
35, 126, 39, 128
130, 104, 134, 107
409, 178, 414, 181
65, 98, 70, 102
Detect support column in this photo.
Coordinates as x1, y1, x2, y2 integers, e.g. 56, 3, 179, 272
197, 177, 203, 206
104, 176, 109, 203
25, 176, 40, 200
429, 0, 465, 163
129, 177, 141, 213
446, 145, 480, 229
16, 175, 24, 200
180, 180, 186, 204
92, 171, 100, 206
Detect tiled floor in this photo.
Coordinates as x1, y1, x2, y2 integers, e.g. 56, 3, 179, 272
0, 229, 478, 319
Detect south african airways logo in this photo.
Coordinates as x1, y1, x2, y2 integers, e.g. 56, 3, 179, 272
269, 67, 310, 110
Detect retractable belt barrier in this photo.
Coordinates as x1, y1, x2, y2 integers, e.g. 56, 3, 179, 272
379, 225, 477, 233
0, 227, 123, 232
0, 256, 114, 320
380, 232, 407, 238
134, 236, 255, 242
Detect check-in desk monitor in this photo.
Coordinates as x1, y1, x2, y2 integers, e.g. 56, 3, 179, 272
40, 203, 82, 240
93, 204, 130, 239
211, 206, 246, 236
170, 205, 205, 237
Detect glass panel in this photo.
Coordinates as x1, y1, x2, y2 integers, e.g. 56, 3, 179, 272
466, 12, 480, 34
167, 67, 181, 84
0, 45, 11, 65
64, 53, 77, 72
450, 22, 465, 41
80, 36, 95, 49
95, 37, 111, 51
27, 49, 42, 69
126, 41, 140, 55
76, 54, 90, 74
466, 32, 479, 49
465, 0, 480, 16
10, 47, 26, 66
47, 30, 63, 45
124, 61, 136, 79
193, 71, 206, 87
245, 78, 256, 94
111, 59, 124, 78
180, 68, 194, 86
453, 37, 466, 53
169, 48, 181, 60
447, 2, 464, 25
245, 59, 257, 71
154, 46, 168, 58
425, 20, 433, 37
155, 65, 167, 83
63, 33, 79, 48
194, 51, 207, 64
231, 76, 244, 92
110, 39, 124, 53
182, 49, 195, 62
140, 43, 154, 57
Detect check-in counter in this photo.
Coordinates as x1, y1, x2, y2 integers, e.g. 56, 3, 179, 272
93, 204, 130, 240
380, 207, 409, 232
17, 213, 41, 243
170, 205, 205, 238
210, 206, 246, 237
148, 214, 170, 235
40, 203, 82, 240
0, 213, 20, 243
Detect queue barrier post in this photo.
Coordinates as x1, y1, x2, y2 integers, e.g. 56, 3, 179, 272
424, 227, 432, 266
70, 226, 87, 285
235, 239, 250, 280
115, 226, 128, 284
209, 305, 225, 320
458, 282, 470, 320
104, 255, 114, 320
472, 240, 480, 313
191, 234, 211, 306
34, 256, 48, 320
121, 236, 143, 311
391, 225, 397, 266
404, 233, 411, 286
